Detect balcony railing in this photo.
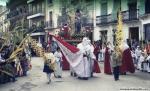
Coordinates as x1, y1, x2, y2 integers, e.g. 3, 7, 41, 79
96, 9, 139, 25
122, 9, 139, 21
96, 14, 112, 24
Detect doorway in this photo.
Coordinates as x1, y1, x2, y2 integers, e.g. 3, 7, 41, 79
100, 30, 107, 44
129, 27, 139, 41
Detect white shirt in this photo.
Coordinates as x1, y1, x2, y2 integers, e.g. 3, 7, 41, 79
135, 49, 141, 57
139, 55, 145, 63
54, 51, 62, 62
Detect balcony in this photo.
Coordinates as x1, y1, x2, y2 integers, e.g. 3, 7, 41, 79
96, 9, 139, 25
27, 10, 44, 19
96, 14, 112, 25
122, 9, 139, 22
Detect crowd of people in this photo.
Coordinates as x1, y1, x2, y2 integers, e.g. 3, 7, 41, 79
94, 39, 150, 74
1, 35, 150, 85
132, 45, 150, 73
0, 44, 31, 84
22, 36, 150, 83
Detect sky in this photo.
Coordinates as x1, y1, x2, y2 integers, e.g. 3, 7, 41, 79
0, 0, 7, 6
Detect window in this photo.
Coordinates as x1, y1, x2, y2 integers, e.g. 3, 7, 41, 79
128, 2, 137, 20
39, 3, 42, 12
48, 0, 53, 4
49, 11, 53, 27
144, 24, 150, 41
145, 0, 150, 14
101, 2, 107, 16
101, 1, 107, 23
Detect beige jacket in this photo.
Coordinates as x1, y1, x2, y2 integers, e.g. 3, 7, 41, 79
44, 53, 56, 70
112, 51, 122, 67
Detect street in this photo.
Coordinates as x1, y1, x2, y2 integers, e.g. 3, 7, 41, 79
0, 57, 150, 91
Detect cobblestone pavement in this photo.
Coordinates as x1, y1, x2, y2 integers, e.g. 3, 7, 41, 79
0, 57, 150, 91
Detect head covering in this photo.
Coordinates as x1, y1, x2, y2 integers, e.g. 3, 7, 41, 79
82, 37, 88, 46
82, 37, 88, 42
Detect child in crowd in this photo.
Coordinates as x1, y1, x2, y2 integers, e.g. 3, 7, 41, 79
43, 48, 55, 84
137, 52, 145, 71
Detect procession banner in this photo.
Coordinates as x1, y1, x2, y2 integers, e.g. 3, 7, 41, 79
52, 36, 83, 67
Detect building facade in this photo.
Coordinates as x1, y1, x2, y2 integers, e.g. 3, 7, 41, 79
27, 0, 45, 43
95, 0, 150, 46
140, 0, 150, 43
45, 0, 61, 36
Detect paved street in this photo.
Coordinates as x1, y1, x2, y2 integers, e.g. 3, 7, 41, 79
0, 57, 150, 91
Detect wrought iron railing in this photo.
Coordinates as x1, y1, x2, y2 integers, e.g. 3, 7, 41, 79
96, 9, 139, 25
122, 9, 139, 21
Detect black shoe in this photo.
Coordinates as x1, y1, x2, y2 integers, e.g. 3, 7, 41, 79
115, 78, 119, 81
58, 76, 62, 78
83, 77, 88, 80
47, 79, 51, 84
115, 79, 118, 81
91, 74, 93, 77
78, 77, 88, 80
70, 72, 73, 76
74, 73, 77, 77
78, 77, 83, 79
47, 82, 50, 84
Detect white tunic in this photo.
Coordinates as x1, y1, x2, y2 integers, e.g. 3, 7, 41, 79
54, 51, 63, 77
75, 43, 91, 78
137, 55, 144, 70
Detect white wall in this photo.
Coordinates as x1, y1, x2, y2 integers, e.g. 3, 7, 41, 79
45, 0, 60, 28
141, 16, 150, 25
95, 0, 100, 16
94, 26, 100, 41
107, 0, 113, 14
